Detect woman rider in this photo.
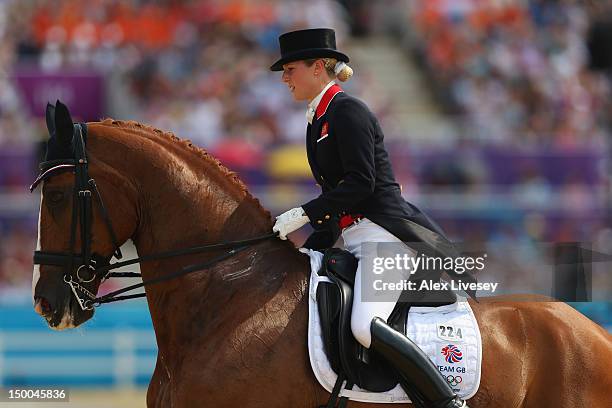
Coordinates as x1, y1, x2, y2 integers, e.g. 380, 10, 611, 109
271, 28, 468, 408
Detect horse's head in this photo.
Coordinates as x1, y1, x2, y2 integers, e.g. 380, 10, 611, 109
31, 101, 135, 329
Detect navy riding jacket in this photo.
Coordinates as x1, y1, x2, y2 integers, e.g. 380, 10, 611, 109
301, 84, 445, 250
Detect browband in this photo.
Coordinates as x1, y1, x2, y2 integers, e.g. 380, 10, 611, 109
30, 162, 76, 192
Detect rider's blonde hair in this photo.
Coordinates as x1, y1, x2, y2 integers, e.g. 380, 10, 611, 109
305, 58, 354, 82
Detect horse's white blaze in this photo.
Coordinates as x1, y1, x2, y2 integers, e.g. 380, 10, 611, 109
32, 189, 43, 304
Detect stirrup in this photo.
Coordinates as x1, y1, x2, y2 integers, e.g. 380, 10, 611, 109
438, 396, 468, 408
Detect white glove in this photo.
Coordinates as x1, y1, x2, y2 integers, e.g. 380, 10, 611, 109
273, 207, 310, 240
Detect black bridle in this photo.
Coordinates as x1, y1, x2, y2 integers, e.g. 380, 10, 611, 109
31, 123, 276, 311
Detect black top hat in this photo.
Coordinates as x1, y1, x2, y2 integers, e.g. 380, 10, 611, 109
270, 28, 349, 71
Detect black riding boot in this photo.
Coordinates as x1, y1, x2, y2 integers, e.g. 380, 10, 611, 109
369, 317, 469, 408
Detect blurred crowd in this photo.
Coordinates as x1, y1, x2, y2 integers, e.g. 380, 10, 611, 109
2, 0, 353, 152
0, 0, 610, 307
408, 0, 612, 147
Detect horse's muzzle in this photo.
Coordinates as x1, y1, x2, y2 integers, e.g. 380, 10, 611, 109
34, 295, 52, 317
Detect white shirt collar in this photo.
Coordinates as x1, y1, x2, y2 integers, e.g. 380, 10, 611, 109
306, 80, 335, 124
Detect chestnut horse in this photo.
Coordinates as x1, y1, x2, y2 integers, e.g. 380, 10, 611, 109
32, 107, 611, 407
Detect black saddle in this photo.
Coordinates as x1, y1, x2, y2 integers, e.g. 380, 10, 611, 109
316, 248, 457, 393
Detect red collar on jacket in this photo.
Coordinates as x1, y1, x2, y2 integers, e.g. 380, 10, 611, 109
316, 84, 343, 121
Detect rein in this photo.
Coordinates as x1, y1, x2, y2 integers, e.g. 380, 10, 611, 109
66, 233, 276, 310
72, 234, 275, 310
31, 122, 277, 311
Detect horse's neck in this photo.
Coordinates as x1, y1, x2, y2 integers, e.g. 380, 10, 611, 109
134, 154, 268, 255
92, 124, 309, 359
92, 124, 270, 252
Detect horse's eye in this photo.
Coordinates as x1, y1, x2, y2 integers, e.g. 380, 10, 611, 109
47, 191, 65, 204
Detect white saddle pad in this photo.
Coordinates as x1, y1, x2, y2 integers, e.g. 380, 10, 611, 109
303, 249, 482, 404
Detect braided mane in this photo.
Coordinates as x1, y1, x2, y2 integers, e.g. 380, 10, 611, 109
97, 118, 271, 220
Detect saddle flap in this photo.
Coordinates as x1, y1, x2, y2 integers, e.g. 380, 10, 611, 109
316, 282, 342, 372
316, 249, 399, 392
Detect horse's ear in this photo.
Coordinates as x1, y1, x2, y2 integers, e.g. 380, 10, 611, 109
54, 100, 74, 146
45, 102, 56, 137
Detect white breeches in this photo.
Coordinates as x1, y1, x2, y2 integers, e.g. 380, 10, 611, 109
341, 218, 416, 349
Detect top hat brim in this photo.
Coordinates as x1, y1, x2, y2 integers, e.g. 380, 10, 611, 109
270, 48, 349, 71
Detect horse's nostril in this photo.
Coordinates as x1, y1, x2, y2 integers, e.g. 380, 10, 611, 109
35, 296, 52, 316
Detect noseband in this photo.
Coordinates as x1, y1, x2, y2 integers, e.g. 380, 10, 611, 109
31, 123, 276, 311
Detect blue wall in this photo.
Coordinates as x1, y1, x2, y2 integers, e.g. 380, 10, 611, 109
0, 301, 609, 388
0, 302, 156, 388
